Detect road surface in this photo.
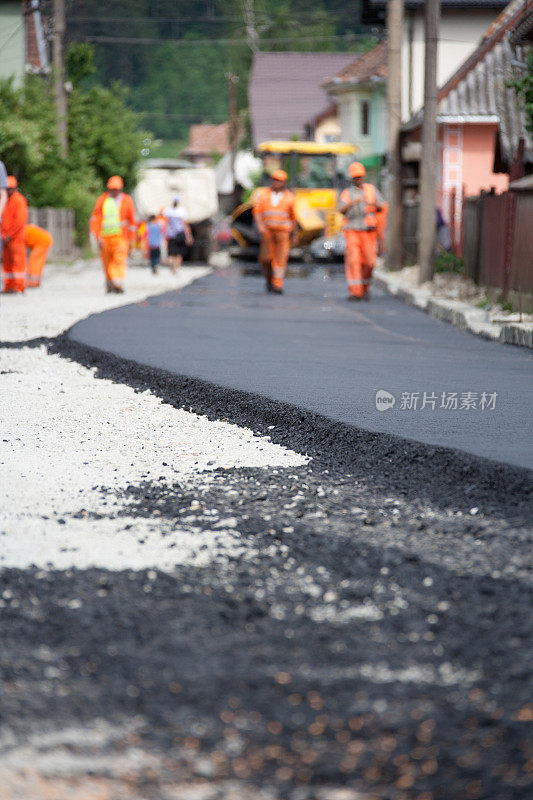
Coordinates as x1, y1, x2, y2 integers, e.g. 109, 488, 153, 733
70, 266, 533, 470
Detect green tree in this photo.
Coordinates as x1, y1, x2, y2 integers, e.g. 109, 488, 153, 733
0, 56, 147, 244
64, 0, 376, 141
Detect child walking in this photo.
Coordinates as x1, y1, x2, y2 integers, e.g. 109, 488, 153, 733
146, 215, 163, 274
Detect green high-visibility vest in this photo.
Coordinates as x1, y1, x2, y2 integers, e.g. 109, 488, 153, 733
101, 196, 122, 236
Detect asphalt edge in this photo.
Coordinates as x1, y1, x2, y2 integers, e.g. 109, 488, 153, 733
373, 268, 533, 349
51, 331, 532, 523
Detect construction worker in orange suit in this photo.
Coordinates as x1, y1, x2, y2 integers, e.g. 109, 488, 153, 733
90, 175, 137, 293
339, 162, 385, 301
253, 169, 298, 294
1, 176, 28, 294
25, 224, 53, 287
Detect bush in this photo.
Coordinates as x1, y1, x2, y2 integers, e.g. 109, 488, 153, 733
434, 251, 464, 274
0, 57, 148, 244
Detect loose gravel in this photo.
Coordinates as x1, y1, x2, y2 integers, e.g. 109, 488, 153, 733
1, 260, 532, 800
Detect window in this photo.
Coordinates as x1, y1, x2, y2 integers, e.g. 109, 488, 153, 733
360, 100, 370, 136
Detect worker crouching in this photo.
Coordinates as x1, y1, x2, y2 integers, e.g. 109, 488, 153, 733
90, 176, 137, 293
25, 224, 53, 287
1, 176, 28, 294
339, 162, 385, 301
253, 169, 298, 294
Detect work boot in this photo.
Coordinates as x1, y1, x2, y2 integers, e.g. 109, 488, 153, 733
271, 286, 283, 295
347, 294, 361, 302
362, 292, 371, 301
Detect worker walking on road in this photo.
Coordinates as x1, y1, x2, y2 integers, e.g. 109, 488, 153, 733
339, 162, 385, 301
90, 176, 136, 293
253, 169, 298, 294
25, 224, 53, 287
1, 176, 28, 294
163, 195, 193, 274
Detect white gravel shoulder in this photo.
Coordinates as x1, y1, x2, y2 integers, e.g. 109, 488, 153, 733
0, 259, 307, 572
1, 257, 211, 341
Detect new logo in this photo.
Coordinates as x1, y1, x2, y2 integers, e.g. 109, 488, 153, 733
375, 390, 396, 411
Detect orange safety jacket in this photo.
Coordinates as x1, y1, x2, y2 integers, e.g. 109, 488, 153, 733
340, 183, 378, 231
90, 192, 137, 243
1, 190, 28, 241
253, 188, 296, 232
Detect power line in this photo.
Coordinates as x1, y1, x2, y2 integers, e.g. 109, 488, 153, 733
83, 33, 376, 47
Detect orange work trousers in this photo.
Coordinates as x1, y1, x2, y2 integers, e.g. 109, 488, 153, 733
100, 234, 129, 286
2, 234, 27, 293
344, 229, 378, 298
262, 229, 291, 289
25, 225, 53, 287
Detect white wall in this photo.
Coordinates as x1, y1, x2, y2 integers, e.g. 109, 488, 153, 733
0, 2, 25, 85
337, 91, 378, 158
401, 10, 501, 121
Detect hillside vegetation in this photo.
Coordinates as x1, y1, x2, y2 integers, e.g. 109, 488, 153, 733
66, 0, 379, 141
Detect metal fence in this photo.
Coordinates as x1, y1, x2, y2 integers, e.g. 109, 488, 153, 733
28, 207, 77, 260
462, 190, 533, 295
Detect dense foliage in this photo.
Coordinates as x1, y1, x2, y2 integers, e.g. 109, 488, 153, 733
64, 0, 377, 141
0, 46, 146, 243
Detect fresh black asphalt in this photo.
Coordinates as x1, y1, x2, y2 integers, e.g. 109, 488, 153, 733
2, 267, 532, 799
69, 266, 533, 470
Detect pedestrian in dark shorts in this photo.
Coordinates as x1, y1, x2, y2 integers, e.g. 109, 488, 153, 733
163, 194, 194, 273
146, 214, 163, 274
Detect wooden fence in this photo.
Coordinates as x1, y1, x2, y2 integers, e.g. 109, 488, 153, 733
28, 207, 77, 260
462, 190, 533, 296
402, 191, 532, 301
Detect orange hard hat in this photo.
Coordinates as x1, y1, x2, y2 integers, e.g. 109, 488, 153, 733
7, 176, 17, 188
348, 162, 366, 178
271, 169, 287, 182
107, 175, 124, 190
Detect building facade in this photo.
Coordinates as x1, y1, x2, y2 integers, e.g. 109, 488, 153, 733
324, 41, 388, 181
364, 1, 508, 120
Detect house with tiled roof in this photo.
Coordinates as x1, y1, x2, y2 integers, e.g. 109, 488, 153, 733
402, 0, 533, 249
363, 0, 508, 120
248, 52, 358, 147
183, 123, 235, 164
0, 1, 48, 84
323, 41, 388, 180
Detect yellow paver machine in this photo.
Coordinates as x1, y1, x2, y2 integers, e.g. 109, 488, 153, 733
230, 140, 357, 260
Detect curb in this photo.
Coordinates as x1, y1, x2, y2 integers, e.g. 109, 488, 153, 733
373, 269, 533, 349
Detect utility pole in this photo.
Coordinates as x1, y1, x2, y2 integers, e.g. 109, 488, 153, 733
417, 0, 441, 283
243, 0, 260, 53
385, 0, 404, 271
226, 72, 239, 205
53, 0, 68, 156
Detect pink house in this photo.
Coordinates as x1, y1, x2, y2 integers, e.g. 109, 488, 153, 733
402, 0, 533, 248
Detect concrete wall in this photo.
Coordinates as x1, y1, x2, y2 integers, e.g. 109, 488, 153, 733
402, 9, 502, 121
0, 1, 25, 84
461, 124, 508, 197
